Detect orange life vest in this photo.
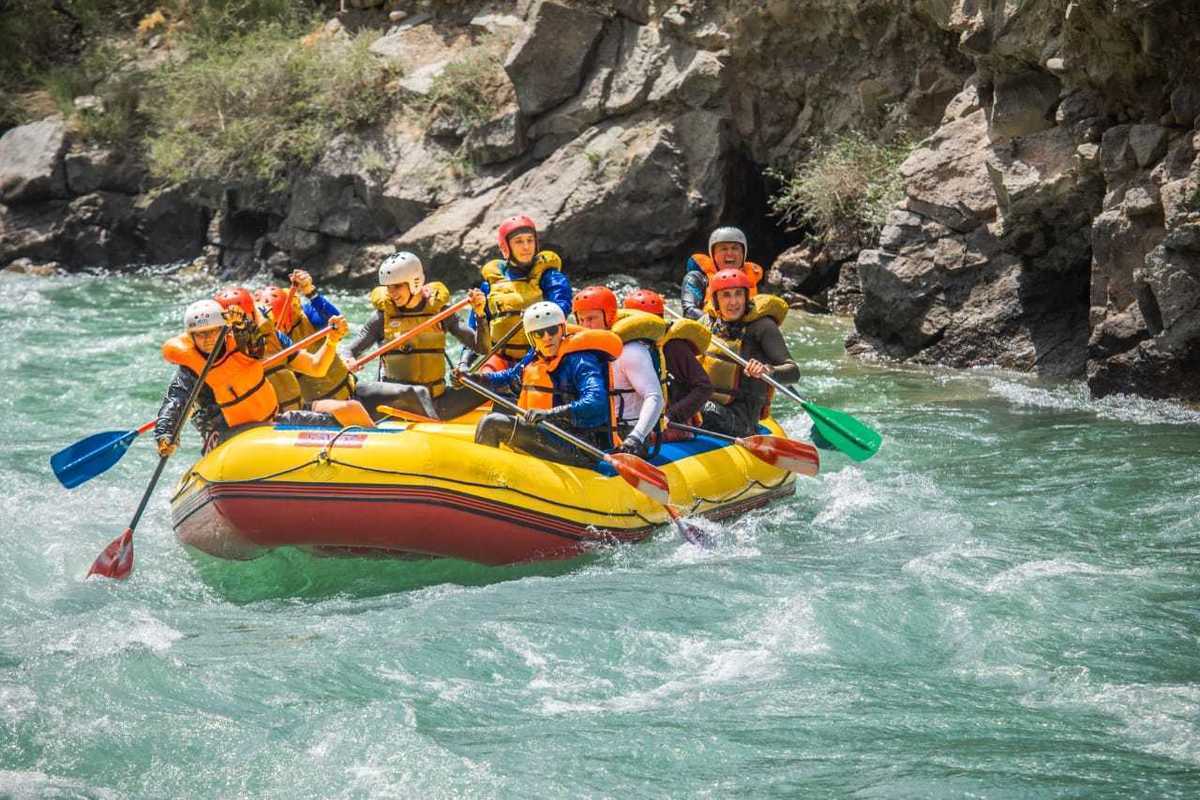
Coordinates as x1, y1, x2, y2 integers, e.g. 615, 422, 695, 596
162, 334, 278, 428
691, 254, 764, 303
257, 315, 303, 412
518, 327, 623, 446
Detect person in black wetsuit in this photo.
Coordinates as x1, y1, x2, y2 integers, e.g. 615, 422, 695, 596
699, 269, 800, 437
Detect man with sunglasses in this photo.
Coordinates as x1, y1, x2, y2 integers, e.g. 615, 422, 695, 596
466, 301, 622, 467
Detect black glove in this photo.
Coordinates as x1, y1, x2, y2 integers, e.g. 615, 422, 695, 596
450, 367, 466, 388
524, 405, 570, 425
613, 432, 647, 457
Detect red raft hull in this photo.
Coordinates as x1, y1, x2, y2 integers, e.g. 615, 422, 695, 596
169, 423, 799, 566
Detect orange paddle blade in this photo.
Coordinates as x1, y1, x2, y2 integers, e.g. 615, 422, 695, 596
606, 453, 670, 506
87, 528, 134, 580
737, 435, 820, 477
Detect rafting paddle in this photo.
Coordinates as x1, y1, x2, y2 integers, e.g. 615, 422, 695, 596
51, 420, 156, 489
667, 421, 820, 477
53, 324, 334, 490
455, 374, 710, 546
664, 307, 882, 462
87, 325, 230, 580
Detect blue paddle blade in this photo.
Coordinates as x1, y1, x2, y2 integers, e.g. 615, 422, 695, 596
51, 429, 139, 489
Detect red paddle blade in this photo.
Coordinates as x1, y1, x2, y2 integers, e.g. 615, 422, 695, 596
738, 435, 820, 477
665, 504, 712, 548
87, 528, 134, 580
607, 453, 670, 506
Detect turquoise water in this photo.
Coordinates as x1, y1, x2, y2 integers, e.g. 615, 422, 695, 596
2, 270, 1199, 798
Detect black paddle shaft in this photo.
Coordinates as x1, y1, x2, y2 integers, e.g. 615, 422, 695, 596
467, 323, 521, 373
127, 324, 230, 535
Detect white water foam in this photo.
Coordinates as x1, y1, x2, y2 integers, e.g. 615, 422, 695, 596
1025, 674, 1200, 767
986, 378, 1200, 426
983, 559, 1151, 594
46, 611, 183, 658
536, 595, 828, 716
0, 771, 119, 800
0, 684, 37, 725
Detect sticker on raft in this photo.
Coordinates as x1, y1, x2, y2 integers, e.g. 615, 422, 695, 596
293, 431, 367, 448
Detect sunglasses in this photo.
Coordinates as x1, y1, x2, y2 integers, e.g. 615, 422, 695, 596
528, 328, 558, 339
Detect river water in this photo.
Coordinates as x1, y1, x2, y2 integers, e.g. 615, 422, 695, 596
1, 270, 1198, 798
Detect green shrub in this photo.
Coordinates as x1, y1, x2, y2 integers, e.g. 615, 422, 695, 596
146, 26, 396, 189
162, 0, 319, 41
768, 131, 916, 237
422, 37, 512, 131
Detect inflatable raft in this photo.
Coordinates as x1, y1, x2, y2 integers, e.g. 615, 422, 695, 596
170, 417, 799, 565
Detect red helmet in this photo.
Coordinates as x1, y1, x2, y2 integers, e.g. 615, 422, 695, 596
213, 286, 256, 320
255, 285, 292, 323
572, 285, 618, 328
497, 214, 537, 260
709, 268, 753, 295
623, 288, 665, 317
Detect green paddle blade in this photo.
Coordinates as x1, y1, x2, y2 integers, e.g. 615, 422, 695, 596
802, 401, 881, 462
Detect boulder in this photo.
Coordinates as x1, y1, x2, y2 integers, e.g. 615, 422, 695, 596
0, 116, 69, 204
988, 70, 1061, 139
61, 192, 140, 268
2, 257, 61, 276
464, 111, 528, 165
899, 106, 997, 232
64, 146, 145, 195
406, 111, 728, 286
136, 186, 210, 265
0, 202, 66, 265
504, 1, 607, 116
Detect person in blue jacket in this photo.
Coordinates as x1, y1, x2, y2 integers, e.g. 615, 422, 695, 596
463, 301, 622, 468
470, 215, 573, 371
680, 226, 765, 319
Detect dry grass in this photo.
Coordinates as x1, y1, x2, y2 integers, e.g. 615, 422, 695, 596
768, 131, 916, 237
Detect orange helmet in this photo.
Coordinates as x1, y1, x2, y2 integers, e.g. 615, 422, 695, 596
213, 286, 256, 320
497, 214, 537, 260
709, 268, 753, 295
572, 285, 618, 328
254, 285, 293, 323
623, 289, 665, 317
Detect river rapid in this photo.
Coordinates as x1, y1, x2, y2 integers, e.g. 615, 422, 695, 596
1, 270, 1198, 798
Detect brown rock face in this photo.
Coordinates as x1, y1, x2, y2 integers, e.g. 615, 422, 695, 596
850, 0, 1200, 401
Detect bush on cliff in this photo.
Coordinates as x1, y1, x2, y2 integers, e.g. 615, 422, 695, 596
768, 131, 915, 238
146, 24, 396, 189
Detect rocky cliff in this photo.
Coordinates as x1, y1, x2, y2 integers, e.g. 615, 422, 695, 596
2, 0, 1197, 401
850, 0, 1200, 401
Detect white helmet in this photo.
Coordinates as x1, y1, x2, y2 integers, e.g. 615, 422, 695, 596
709, 226, 748, 256
379, 251, 425, 293
523, 301, 566, 338
184, 299, 224, 332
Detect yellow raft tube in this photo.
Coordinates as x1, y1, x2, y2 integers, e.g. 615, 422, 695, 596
170, 417, 799, 565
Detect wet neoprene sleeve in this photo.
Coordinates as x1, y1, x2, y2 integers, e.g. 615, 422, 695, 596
680, 269, 707, 320
662, 338, 713, 422
155, 367, 224, 444
744, 317, 800, 384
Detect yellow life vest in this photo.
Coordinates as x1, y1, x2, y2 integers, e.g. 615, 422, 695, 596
660, 317, 711, 356
518, 326, 623, 446
691, 254, 764, 303
701, 294, 789, 406
482, 250, 562, 362
611, 309, 670, 431
162, 334, 278, 428
371, 282, 450, 397
283, 305, 357, 403
257, 315, 303, 412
